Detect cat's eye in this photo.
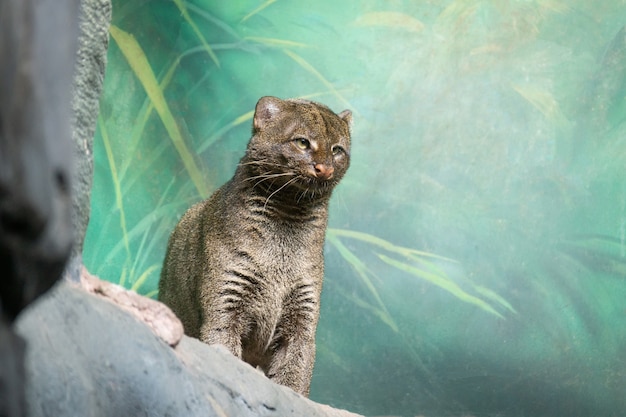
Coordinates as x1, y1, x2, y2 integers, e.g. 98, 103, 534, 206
294, 137, 310, 150
331, 145, 344, 156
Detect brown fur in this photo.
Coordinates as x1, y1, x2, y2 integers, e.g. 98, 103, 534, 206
158, 96, 352, 396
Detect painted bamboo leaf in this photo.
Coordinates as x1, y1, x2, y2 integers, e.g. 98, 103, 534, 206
474, 285, 518, 314
282, 49, 354, 112
241, 0, 277, 23
353, 11, 424, 33
377, 253, 505, 319
327, 233, 399, 332
109, 25, 209, 198
199, 110, 254, 153
328, 228, 457, 262
246, 37, 309, 48
511, 83, 568, 125
98, 115, 132, 279
131, 264, 160, 293
119, 56, 181, 184
172, 0, 220, 67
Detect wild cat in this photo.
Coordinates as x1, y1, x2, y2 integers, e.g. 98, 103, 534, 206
159, 96, 352, 396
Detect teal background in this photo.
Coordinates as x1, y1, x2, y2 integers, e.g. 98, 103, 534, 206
83, 1, 626, 416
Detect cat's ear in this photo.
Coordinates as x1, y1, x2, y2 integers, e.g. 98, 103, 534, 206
253, 96, 284, 131
339, 109, 353, 130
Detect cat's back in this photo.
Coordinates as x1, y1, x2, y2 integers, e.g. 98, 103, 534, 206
161, 184, 230, 269
158, 187, 226, 333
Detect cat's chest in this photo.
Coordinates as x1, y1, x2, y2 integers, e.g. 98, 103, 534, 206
238, 200, 327, 258
222, 190, 327, 285
248, 225, 323, 278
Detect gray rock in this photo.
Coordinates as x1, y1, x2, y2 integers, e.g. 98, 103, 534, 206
1, 0, 79, 414
0, 319, 25, 417
16, 283, 361, 417
0, 0, 77, 320
65, 0, 112, 282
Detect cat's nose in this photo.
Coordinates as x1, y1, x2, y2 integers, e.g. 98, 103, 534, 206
314, 163, 334, 180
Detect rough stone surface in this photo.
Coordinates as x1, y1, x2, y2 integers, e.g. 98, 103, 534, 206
65, 0, 112, 282
1, 0, 79, 415
78, 267, 184, 347
16, 281, 362, 417
0, 0, 78, 321
0, 319, 26, 417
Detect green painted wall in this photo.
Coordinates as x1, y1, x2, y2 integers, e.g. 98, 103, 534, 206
84, 1, 626, 415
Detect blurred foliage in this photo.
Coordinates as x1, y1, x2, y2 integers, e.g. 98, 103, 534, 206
84, 1, 626, 416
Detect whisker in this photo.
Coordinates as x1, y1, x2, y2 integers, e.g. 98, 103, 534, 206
244, 172, 294, 183
249, 172, 296, 190
296, 188, 309, 203
237, 157, 271, 165
252, 176, 274, 190
238, 160, 286, 169
263, 176, 301, 211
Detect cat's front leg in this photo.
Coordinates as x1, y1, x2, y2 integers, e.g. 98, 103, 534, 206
266, 290, 319, 398
266, 327, 317, 396
199, 312, 244, 359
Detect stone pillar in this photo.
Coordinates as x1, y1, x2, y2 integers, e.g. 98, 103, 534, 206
65, 0, 112, 282
0, 0, 82, 415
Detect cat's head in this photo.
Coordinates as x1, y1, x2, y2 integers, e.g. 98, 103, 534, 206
244, 96, 352, 198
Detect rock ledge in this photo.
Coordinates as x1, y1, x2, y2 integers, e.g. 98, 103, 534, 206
16, 277, 361, 417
